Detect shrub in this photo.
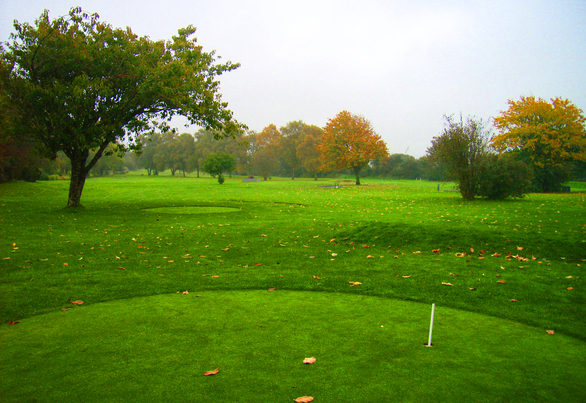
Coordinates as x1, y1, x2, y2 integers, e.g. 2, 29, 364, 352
477, 154, 533, 199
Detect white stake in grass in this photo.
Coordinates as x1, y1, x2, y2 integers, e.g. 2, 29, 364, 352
427, 303, 436, 347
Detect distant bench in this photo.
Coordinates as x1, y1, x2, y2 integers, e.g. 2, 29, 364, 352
242, 178, 261, 182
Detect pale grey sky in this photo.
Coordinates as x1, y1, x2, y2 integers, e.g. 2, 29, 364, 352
2, 0, 585, 156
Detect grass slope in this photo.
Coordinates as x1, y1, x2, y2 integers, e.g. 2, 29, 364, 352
1, 290, 585, 402
0, 176, 584, 400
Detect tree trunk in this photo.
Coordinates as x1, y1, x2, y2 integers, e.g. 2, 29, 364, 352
353, 166, 361, 185
67, 155, 88, 208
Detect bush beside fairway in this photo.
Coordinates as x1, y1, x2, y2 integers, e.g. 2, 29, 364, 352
1, 176, 584, 401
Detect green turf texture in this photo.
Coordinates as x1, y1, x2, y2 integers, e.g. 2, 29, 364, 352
1, 176, 584, 401
2, 290, 584, 402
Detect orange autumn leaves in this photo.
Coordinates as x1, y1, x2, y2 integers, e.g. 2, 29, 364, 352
318, 111, 388, 176
492, 96, 586, 168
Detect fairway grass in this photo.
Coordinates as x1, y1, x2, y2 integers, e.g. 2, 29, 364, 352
2, 290, 585, 402
1, 176, 584, 400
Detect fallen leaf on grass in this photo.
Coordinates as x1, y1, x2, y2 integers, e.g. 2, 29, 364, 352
348, 281, 362, 287
432, 249, 440, 254
267, 288, 276, 292
312, 275, 321, 279
402, 275, 411, 278
509, 299, 518, 302
212, 275, 219, 278
8, 320, 19, 325
366, 255, 374, 259
497, 280, 506, 284
61, 308, 70, 311
71, 300, 84, 305
546, 330, 555, 335
117, 266, 126, 270
455, 253, 465, 257
441, 282, 453, 286
182, 291, 189, 295
303, 357, 316, 364
295, 397, 314, 403
567, 287, 573, 291
203, 368, 219, 376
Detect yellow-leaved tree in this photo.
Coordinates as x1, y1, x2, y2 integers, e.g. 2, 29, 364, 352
492, 96, 585, 192
318, 111, 389, 185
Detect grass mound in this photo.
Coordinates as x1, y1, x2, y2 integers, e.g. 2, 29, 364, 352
337, 221, 584, 260
1, 290, 584, 402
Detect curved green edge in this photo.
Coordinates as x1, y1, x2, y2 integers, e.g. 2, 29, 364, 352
1, 290, 585, 402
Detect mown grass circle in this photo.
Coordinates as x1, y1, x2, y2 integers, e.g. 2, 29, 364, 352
144, 206, 241, 214
1, 290, 584, 402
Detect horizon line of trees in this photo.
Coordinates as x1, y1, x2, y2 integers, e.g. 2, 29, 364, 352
5, 120, 449, 182
3, 115, 584, 186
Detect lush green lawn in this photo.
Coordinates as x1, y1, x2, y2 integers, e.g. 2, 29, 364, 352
1, 176, 584, 401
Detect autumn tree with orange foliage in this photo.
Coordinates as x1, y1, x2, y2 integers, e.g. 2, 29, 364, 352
318, 111, 388, 185
492, 96, 586, 192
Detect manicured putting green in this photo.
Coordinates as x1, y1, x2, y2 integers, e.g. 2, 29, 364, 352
144, 206, 241, 214
1, 291, 584, 402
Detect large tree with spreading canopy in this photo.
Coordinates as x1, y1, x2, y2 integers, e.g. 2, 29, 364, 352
492, 96, 585, 192
318, 110, 388, 185
0, 7, 243, 206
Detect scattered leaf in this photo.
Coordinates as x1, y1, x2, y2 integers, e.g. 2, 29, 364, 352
546, 330, 555, 335
455, 253, 466, 257
63, 263, 69, 266
509, 299, 518, 302
312, 275, 321, 279
295, 397, 314, 403
331, 253, 337, 257
303, 357, 316, 364
61, 308, 70, 311
432, 249, 440, 254
497, 280, 506, 284
182, 290, 189, 295
212, 275, 219, 278
203, 368, 219, 376
567, 287, 573, 291
222, 248, 230, 251
117, 266, 126, 270
8, 320, 19, 325
402, 275, 411, 278
366, 255, 374, 259
268, 288, 276, 292
71, 300, 84, 305
442, 282, 453, 286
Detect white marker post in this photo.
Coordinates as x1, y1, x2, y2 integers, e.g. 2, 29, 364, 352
427, 303, 435, 347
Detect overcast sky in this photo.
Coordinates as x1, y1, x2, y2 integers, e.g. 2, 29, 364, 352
2, 0, 584, 156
